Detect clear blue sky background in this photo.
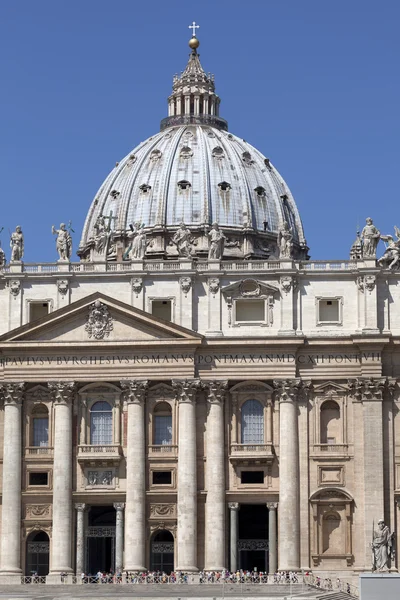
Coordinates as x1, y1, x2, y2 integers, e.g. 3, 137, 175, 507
1, 0, 399, 262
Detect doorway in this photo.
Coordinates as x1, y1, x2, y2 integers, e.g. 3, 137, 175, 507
26, 531, 50, 576
150, 530, 174, 573
238, 504, 269, 572
86, 506, 116, 574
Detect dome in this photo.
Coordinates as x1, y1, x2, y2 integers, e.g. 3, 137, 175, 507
78, 37, 308, 262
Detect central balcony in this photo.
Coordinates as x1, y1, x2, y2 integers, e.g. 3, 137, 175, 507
25, 446, 54, 461
77, 445, 122, 465
229, 443, 274, 466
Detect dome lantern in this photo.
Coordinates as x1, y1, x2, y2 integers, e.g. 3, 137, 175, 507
160, 23, 228, 132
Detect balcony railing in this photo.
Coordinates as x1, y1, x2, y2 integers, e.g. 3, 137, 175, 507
149, 444, 178, 457
312, 443, 350, 454
25, 446, 54, 458
229, 443, 274, 464
77, 445, 122, 463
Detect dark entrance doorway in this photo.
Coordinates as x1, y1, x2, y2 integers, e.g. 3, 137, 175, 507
86, 506, 115, 574
150, 530, 174, 573
26, 531, 50, 576
238, 504, 269, 572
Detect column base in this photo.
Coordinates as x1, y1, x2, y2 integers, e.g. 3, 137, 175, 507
123, 565, 146, 572
46, 572, 73, 585
175, 566, 198, 573
0, 572, 22, 584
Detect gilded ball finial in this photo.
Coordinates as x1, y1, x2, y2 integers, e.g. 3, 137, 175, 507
189, 36, 200, 50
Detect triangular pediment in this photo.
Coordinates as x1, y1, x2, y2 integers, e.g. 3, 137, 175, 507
0, 293, 203, 345
221, 278, 279, 299
313, 381, 348, 394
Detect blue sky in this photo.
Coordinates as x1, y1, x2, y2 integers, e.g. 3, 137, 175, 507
0, 0, 399, 262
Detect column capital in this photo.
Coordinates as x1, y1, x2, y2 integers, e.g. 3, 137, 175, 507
0, 382, 25, 406
113, 502, 125, 511
348, 377, 386, 402
120, 380, 148, 404
203, 380, 228, 404
228, 502, 240, 511
267, 502, 279, 510
172, 379, 200, 404
48, 381, 76, 405
273, 379, 302, 403
75, 503, 86, 512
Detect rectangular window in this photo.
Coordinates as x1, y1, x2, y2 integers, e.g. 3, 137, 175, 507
317, 298, 341, 324
235, 300, 265, 322
29, 472, 48, 486
29, 302, 49, 323
241, 471, 264, 484
154, 415, 172, 445
152, 471, 172, 485
152, 300, 172, 321
32, 418, 49, 447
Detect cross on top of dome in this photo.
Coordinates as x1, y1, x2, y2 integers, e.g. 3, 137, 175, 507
188, 21, 200, 37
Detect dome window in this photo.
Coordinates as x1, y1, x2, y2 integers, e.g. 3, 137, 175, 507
242, 151, 253, 165
139, 184, 151, 193
110, 190, 120, 200
218, 181, 231, 192
150, 149, 162, 162
180, 146, 193, 159
254, 186, 266, 197
177, 180, 192, 191
212, 146, 224, 159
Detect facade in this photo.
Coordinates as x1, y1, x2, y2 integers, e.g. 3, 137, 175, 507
0, 31, 399, 583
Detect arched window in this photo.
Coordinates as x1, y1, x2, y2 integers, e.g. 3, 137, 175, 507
320, 400, 340, 444
90, 401, 112, 445
154, 402, 172, 446
31, 405, 49, 447
241, 399, 264, 444
322, 512, 342, 554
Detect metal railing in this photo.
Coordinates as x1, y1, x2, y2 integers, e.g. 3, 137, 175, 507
304, 573, 358, 597
21, 575, 47, 584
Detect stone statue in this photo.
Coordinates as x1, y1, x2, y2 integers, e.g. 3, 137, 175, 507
206, 222, 225, 260
361, 217, 380, 258
172, 222, 193, 257
371, 519, 393, 571
277, 221, 293, 259
10, 226, 24, 261
0, 243, 5, 268
378, 226, 400, 270
52, 223, 72, 261
127, 223, 147, 259
93, 215, 109, 254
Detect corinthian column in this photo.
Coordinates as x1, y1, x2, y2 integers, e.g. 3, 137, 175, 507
173, 379, 200, 571
273, 379, 301, 571
204, 381, 227, 570
0, 383, 24, 580
114, 502, 125, 573
120, 380, 148, 571
48, 382, 75, 577
75, 503, 86, 577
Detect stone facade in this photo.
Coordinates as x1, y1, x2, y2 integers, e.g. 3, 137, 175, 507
0, 30, 399, 585
0, 262, 399, 581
